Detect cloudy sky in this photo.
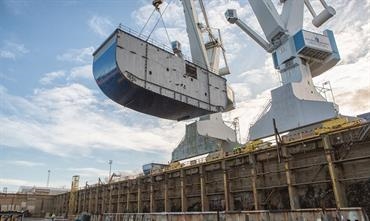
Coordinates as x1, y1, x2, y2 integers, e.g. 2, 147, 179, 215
0, 0, 369, 192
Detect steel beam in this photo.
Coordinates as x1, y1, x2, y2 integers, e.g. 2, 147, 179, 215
282, 146, 300, 209
164, 174, 169, 212
249, 154, 259, 210
137, 179, 141, 213
126, 182, 130, 212
222, 160, 230, 211
322, 135, 348, 207
117, 184, 121, 213
200, 165, 209, 211
181, 169, 187, 212
150, 176, 154, 213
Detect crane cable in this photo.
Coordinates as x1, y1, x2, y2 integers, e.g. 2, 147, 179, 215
159, 9, 172, 46
139, 7, 157, 36
143, 0, 173, 44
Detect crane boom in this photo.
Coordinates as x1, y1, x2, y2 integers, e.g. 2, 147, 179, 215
181, 0, 210, 70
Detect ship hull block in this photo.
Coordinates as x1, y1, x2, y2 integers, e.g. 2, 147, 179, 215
93, 28, 234, 121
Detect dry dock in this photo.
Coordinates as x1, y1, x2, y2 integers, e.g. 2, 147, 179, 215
50, 122, 370, 218
1, 122, 369, 220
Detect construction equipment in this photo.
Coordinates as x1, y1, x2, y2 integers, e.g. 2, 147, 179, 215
226, 0, 340, 139
108, 173, 121, 183
233, 140, 270, 154
92, 0, 234, 121
314, 117, 363, 135
281, 117, 364, 143
205, 151, 223, 162
164, 161, 183, 171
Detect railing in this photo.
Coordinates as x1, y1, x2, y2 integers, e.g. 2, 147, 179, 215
249, 98, 272, 129
117, 24, 219, 74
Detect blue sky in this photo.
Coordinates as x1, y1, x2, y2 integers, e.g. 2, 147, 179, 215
1, 0, 369, 192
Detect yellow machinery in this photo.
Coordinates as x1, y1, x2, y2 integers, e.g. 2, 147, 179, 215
314, 117, 362, 135
233, 140, 264, 154
164, 162, 182, 171
282, 117, 364, 143
206, 151, 223, 162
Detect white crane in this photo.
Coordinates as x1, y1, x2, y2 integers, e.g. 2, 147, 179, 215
225, 0, 340, 139
153, 0, 340, 140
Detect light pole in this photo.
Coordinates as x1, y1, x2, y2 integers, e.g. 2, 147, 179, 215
108, 160, 113, 181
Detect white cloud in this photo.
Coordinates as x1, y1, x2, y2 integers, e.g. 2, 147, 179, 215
0, 41, 29, 59
69, 64, 92, 80
224, 89, 272, 142
39, 65, 93, 85
0, 72, 15, 82
39, 70, 65, 85
0, 178, 40, 187
67, 167, 108, 178
57, 47, 94, 64
0, 83, 184, 157
0, 50, 15, 59
65, 167, 140, 184
11, 160, 45, 167
314, 54, 370, 115
0, 178, 68, 193
88, 16, 115, 37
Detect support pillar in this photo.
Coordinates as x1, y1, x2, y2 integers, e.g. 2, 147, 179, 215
108, 184, 112, 213
282, 146, 300, 209
322, 135, 348, 208
88, 188, 92, 213
150, 176, 154, 213
180, 169, 187, 212
200, 165, 209, 211
77, 192, 81, 213
249, 154, 259, 210
95, 185, 99, 214
82, 190, 85, 212
222, 160, 230, 211
137, 179, 141, 213
101, 186, 106, 214
164, 174, 169, 212
126, 181, 130, 212
117, 184, 121, 213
